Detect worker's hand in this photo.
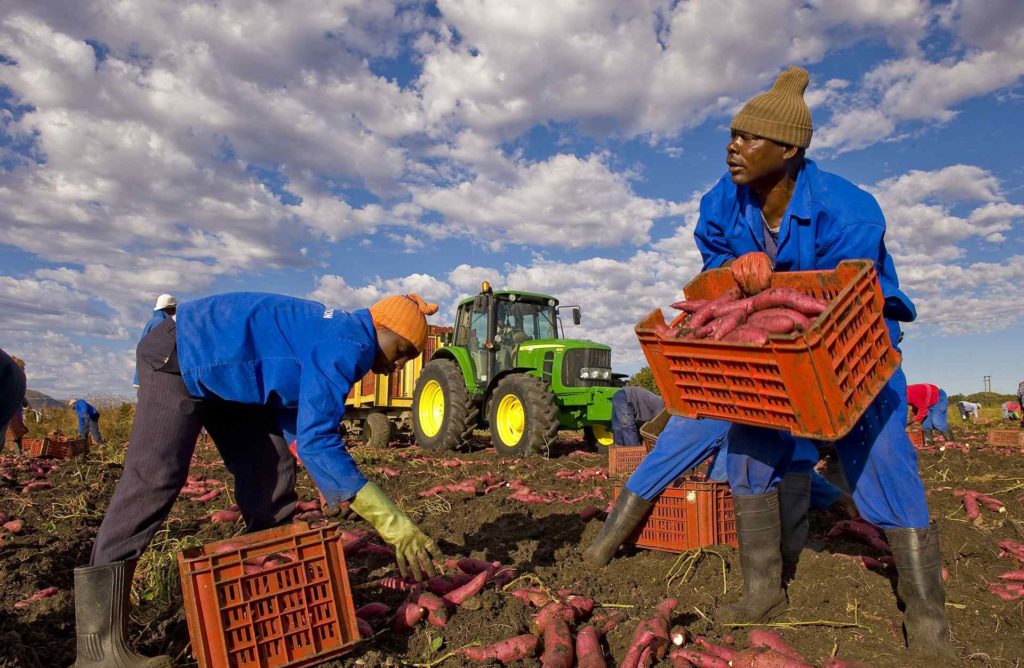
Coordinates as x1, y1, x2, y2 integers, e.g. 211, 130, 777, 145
730, 251, 773, 296
350, 482, 444, 581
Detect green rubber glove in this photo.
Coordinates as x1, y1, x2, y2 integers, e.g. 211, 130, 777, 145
350, 482, 443, 581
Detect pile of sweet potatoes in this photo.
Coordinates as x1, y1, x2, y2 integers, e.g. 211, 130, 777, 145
658, 254, 828, 345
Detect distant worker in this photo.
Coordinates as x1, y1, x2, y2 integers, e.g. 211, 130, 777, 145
69, 398, 104, 444
906, 384, 952, 443
73, 292, 444, 667
1, 349, 27, 455
957, 401, 981, 422
610, 386, 663, 446
133, 294, 178, 388
1002, 401, 1022, 422
1018, 381, 1024, 420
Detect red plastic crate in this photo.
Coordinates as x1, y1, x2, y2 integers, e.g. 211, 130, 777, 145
987, 429, 1024, 447
177, 523, 359, 668
22, 436, 88, 459
608, 445, 650, 477
613, 481, 737, 552
907, 429, 924, 449
635, 260, 900, 440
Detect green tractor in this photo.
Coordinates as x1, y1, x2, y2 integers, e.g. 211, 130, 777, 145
411, 282, 621, 457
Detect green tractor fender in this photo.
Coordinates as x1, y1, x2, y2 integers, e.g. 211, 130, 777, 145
428, 347, 481, 395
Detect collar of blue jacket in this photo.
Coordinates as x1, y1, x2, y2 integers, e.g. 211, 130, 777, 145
176, 292, 380, 505
694, 158, 916, 324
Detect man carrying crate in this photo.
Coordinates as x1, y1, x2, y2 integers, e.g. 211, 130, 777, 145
689, 67, 954, 661
73, 293, 445, 668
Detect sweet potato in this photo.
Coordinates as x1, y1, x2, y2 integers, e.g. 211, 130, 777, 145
393, 602, 425, 631
750, 288, 827, 316
454, 557, 500, 575
672, 647, 729, 668
670, 625, 687, 646
13, 586, 58, 609
693, 636, 736, 660
747, 308, 812, 330
747, 629, 806, 662
591, 609, 625, 636
820, 660, 871, 668
355, 602, 390, 620
668, 649, 696, 667
378, 576, 415, 592
442, 570, 489, 606
425, 573, 476, 596
580, 505, 602, 522
532, 602, 575, 634
962, 493, 981, 521
357, 618, 374, 638
722, 325, 769, 345
574, 625, 605, 668
3, 519, 24, 534
671, 299, 710, 313
540, 616, 574, 668
512, 586, 553, 607
692, 310, 747, 340
415, 592, 450, 627
709, 296, 756, 319
565, 595, 594, 620
210, 540, 247, 555
998, 571, 1024, 582
192, 488, 221, 503
730, 646, 812, 668
295, 499, 320, 512
620, 627, 657, 668
687, 287, 743, 330
210, 510, 241, 523
461, 634, 539, 664
732, 252, 773, 296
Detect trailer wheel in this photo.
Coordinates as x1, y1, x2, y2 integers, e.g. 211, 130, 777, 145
364, 412, 393, 449
412, 360, 476, 451
488, 374, 559, 457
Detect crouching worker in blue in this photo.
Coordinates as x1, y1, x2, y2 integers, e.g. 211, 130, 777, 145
692, 67, 954, 661
610, 386, 664, 445
70, 398, 104, 444
73, 292, 444, 668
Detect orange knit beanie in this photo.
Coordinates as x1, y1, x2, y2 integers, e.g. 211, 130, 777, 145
369, 294, 439, 351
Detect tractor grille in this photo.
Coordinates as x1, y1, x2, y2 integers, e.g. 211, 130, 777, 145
561, 348, 613, 388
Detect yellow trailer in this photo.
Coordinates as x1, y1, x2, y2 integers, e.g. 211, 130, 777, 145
343, 325, 451, 447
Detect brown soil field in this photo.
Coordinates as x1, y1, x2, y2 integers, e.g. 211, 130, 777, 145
2, 420, 1023, 667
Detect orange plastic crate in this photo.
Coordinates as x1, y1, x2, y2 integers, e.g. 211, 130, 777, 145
907, 429, 925, 449
635, 260, 900, 440
22, 436, 88, 459
608, 445, 650, 477
613, 481, 737, 552
987, 429, 1024, 447
177, 523, 359, 668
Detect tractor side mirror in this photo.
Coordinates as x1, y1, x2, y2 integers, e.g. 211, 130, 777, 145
572, 308, 581, 325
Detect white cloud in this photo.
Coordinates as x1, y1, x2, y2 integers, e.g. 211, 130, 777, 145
307, 272, 453, 313
413, 153, 683, 249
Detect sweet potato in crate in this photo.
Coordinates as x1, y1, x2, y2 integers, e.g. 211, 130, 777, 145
987, 429, 1024, 447
177, 523, 359, 668
613, 481, 736, 552
635, 260, 900, 440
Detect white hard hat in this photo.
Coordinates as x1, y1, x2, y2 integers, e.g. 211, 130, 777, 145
154, 294, 177, 310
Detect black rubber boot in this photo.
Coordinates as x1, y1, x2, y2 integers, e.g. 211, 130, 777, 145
716, 491, 788, 624
923, 428, 934, 445
886, 524, 959, 663
583, 488, 653, 567
940, 430, 953, 442
73, 561, 172, 668
777, 472, 811, 587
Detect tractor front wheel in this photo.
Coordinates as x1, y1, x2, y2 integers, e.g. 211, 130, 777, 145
583, 424, 614, 454
488, 374, 559, 457
412, 360, 477, 451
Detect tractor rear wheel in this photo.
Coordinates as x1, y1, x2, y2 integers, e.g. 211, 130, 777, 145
584, 424, 614, 454
412, 360, 477, 451
364, 412, 393, 449
488, 374, 559, 457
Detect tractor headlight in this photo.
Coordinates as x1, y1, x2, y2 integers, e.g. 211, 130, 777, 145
580, 367, 611, 381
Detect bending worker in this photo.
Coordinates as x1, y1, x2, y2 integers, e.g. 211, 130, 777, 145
587, 415, 857, 585
70, 398, 104, 444
1, 349, 27, 454
133, 293, 177, 388
611, 386, 663, 445
956, 400, 980, 422
73, 292, 444, 668
907, 383, 953, 442
689, 67, 953, 659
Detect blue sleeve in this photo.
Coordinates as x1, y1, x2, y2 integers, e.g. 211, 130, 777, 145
295, 338, 369, 506
809, 471, 842, 511
694, 191, 736, 270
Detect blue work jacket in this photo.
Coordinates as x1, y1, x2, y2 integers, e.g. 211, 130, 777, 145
133, 311, 169, 386
693, 159, 916, 326
72, 399, 99, 422
176, 292, 378, 506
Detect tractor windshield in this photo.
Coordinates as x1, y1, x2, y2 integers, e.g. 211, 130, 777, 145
496, 298, 557, 343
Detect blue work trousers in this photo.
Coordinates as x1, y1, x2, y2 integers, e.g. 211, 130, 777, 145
726, 366, 928, 529
611, 390, 643, 446
625, 416, 841, 511
79, 416, 104, 444
921, 389, 949, 433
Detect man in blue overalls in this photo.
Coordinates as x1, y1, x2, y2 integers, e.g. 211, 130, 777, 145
73, 292, 444, 668
690, 67, 953, 660
70, 398, 104, 444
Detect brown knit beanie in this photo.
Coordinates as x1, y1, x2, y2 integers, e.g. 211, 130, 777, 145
731, 67, 813, 148
369, 294, 439, 352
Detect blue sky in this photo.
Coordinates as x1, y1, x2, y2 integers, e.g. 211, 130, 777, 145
1, 0, 1023, 399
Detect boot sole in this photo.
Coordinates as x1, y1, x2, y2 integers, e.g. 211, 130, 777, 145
716, 595, 789, 625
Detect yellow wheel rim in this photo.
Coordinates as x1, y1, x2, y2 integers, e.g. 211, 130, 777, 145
418, 380, 445, 438
591, 424, 614, 447
496, 394, 525, 447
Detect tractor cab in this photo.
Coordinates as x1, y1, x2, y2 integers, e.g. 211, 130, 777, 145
452, 282, 577, 386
